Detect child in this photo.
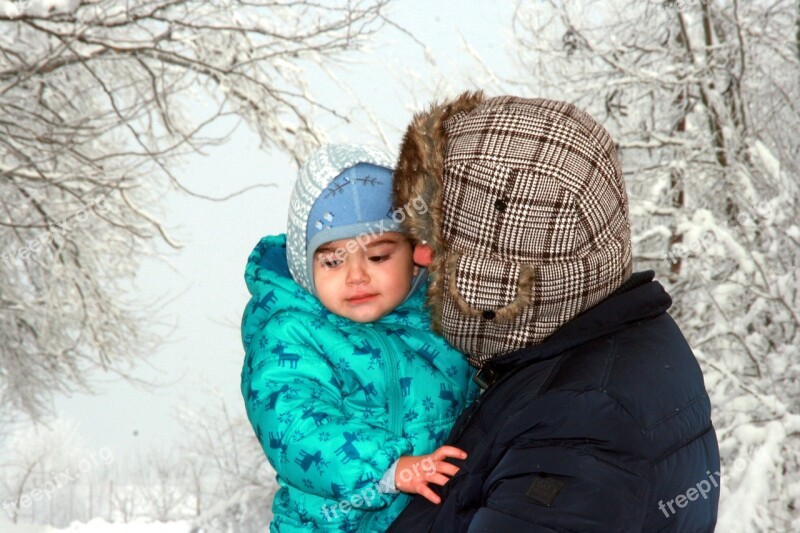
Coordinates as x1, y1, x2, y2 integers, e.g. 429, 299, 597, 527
241, 144, 477, 532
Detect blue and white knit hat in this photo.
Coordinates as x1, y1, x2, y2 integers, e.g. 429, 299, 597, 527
287, 144, 401, 295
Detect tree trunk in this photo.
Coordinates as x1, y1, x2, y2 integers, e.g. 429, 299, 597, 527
668, 30, 688, 283
12, 460, 37, 524
797, 0, 800, 62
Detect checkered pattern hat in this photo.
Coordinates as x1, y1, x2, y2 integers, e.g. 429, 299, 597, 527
394, 92, 632, 366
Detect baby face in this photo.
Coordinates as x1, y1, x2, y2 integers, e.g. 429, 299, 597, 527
313, 232, 417, 323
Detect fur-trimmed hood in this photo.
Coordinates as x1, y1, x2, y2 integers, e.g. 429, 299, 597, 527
393, 92, 633, 366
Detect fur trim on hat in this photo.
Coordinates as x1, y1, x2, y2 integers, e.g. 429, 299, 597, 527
393, 91, 485, 333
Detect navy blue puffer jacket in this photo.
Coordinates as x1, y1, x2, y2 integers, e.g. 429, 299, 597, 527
388, 272, 720, 532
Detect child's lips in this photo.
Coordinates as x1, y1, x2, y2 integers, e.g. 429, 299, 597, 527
346, 293, 378, 304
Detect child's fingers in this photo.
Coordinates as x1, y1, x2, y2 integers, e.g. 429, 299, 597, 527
430, 461, 460, 478
425, 472, 453, 487
432, 445, 468, 460
417, 484, 442, 505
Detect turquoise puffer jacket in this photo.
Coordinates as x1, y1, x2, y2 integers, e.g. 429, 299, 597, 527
241, 235, 477, 532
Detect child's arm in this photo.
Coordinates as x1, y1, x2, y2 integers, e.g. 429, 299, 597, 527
242, 313, 414, 507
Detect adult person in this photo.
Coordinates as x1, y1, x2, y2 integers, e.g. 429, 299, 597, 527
387, 92, 720, 532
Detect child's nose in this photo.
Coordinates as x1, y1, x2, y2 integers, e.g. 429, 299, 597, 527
346, 260, 369, 284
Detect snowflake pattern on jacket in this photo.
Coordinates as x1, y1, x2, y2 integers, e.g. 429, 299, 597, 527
241, 234, 478, 532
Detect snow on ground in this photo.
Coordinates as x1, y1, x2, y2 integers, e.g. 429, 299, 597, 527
0, 518, 191, 533
0, 487, 271, 532
52, 520, 191, 533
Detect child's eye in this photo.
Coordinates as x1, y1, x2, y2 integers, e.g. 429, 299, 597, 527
319, 258, 342, 269
369, 254, 390, 263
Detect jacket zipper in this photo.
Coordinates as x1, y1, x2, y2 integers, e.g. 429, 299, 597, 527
357, 326, 402, 533
363, 325, 403, 434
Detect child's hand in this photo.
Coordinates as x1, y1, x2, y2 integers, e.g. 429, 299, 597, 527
395, 445, 468, 504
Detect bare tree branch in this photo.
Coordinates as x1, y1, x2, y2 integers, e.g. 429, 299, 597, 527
0, 0, 391, 420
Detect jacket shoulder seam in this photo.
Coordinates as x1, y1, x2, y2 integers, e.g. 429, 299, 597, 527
642, 391, 709, 432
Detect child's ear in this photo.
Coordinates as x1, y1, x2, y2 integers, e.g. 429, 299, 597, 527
413, 242, 433, 267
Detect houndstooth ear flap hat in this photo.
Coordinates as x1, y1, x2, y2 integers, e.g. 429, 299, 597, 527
393, 92, 633, 366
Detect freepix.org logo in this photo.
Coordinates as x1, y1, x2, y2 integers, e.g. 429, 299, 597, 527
316, 195, 429, 271
0, 195, 109, 269
653, 0, 707, 19
2, 446, 115, 519
4, 1, 34, 18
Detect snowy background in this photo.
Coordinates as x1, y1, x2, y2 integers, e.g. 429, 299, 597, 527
1, 0, 799, 531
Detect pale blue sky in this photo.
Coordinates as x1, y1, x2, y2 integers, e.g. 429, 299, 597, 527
53, 0, 519, 457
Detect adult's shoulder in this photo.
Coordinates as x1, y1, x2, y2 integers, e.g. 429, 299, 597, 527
529, 313, 711, 459
542, 310, 704, 398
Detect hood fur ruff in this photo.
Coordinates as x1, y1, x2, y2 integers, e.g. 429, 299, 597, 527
393, 91, 633, 366
393, 91, 485, 337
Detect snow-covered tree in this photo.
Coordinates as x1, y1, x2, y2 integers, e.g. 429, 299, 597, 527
0, 419, 110, 525
501, 1, 800, 529
175, 395, 276, 515
98, 397, 276, 525
132, 446, 191, 522
0, 0, 391, 420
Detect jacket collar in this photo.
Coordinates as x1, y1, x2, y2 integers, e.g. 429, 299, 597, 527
474, 271, 671, 389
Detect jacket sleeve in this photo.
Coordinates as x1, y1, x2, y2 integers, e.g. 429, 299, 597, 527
242, 311, 414, 507
466, 390, 650, 532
